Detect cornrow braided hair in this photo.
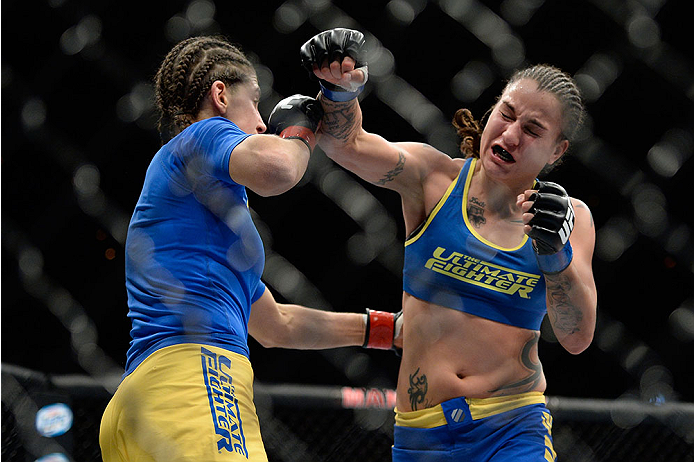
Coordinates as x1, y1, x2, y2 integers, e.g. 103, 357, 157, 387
154, 36, 254, 143
451, 64, 585, 168
507, 64, 586, 143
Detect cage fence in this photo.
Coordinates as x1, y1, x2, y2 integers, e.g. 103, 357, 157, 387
3, 1, 694, 461
3, 364, 693, 462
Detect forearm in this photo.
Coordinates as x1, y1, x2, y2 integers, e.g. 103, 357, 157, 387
317, 94, 362, 154
545, 264, 597, 354
264, 304, 366, 350
317, 94, 415, 194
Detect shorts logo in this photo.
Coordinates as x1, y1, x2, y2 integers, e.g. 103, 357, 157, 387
450, 408, 465, 423
201, 347, 248, 458
425, 247, 540, 299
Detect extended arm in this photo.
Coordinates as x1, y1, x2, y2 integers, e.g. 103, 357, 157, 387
248, 289, 365, 349
317, 95, 423, 195
300, 29, 462, 234
248, 289, 402, 350
300, 28, 431, 197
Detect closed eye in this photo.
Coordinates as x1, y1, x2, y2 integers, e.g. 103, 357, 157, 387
525, 126, 539, 137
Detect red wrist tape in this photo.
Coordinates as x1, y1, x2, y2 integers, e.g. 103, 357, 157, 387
364, 309, 395, 350
279, 126, 316, 152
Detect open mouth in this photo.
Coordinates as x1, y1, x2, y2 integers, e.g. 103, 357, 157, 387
492, 145, 515, 163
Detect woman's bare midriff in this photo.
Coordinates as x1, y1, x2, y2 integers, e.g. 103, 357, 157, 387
396, 292, 547, 412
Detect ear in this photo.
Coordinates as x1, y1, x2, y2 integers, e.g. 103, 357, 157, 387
549, 139, 569, 165
208, 80, 228, 115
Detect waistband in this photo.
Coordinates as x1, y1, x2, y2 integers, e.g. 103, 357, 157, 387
395, 391, 546, 428
125, 343, 254, 384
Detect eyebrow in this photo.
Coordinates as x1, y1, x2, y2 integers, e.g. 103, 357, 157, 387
251, 83, 261, 99
502, 102, 548, 131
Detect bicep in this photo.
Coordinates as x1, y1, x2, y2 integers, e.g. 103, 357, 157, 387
321, 129, 431, 195
228, 135, 309, 196
248, 288, 284, 346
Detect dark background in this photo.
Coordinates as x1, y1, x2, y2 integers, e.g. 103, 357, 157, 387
2, 0, 693, 404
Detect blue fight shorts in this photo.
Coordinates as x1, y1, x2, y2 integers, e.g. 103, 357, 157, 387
393, 392, 556, 462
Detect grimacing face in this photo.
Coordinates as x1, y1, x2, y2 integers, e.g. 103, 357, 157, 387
478, 79, 568, 186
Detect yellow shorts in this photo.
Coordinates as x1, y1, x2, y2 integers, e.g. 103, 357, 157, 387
100, 344, 267, 461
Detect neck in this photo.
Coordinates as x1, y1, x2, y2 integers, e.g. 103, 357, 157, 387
471, 161, 533, 220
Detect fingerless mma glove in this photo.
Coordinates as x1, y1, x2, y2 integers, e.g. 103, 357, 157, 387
300, 28, 368, 102
363, 309, 402, 350
267, 95, 324, 152
527, 180, 575, 274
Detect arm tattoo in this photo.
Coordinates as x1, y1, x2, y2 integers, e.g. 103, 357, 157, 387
407, 367, 431, 410
320, 99, 358, 142
545, 272, 583, 335
376, 151, 405, 185
468, 196, 486, 228
490, 332, 543, 395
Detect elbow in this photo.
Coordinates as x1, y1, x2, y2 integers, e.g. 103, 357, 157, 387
251, 327, 289, 349
253, 334, 279, 349
564, 343, 589, 355
253, 152, 307, 197
560, 331, 594, 355
253, 168, 302, 197
252, 156, 306, 197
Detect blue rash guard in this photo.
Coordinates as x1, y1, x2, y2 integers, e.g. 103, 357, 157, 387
403, 157, 547, 331
123, 117, 266, 375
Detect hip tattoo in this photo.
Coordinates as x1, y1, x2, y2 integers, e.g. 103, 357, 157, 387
489, 332, 543, 396
407, 367, 431, 411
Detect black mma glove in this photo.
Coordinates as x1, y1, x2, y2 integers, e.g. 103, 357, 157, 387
527, 180, 575, 274
299, 28, 368, 101
363, 309, 403, 352
267, 94, 324, 153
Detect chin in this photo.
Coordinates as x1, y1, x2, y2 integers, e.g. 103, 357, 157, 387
481, 151, 512, 172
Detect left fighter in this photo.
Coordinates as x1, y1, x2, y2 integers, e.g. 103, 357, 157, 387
99, 35, 401, 462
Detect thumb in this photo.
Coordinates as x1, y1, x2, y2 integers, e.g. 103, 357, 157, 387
347, 67, 367, 85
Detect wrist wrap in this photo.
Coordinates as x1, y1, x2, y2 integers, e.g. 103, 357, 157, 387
535, 241, 573, 274
363, 309, 395, 350
279, 126, 316, 152
320, 82, 364, 102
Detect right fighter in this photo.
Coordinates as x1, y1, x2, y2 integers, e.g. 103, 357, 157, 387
300, 28, 597, 461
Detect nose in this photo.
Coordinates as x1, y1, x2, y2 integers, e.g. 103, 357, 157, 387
255, 111, 267, 133
502, 121, 521, 148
